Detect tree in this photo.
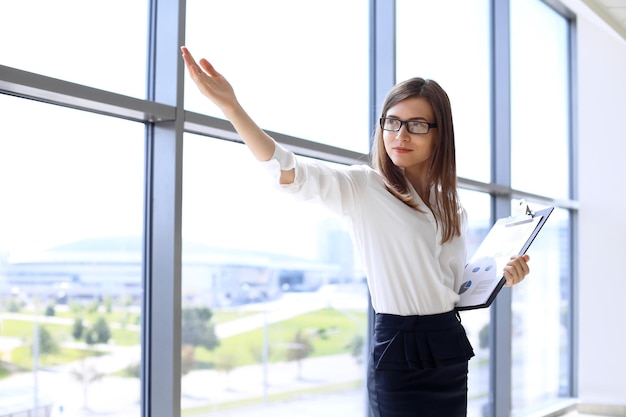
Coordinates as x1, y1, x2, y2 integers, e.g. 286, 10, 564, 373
181, 307, 219, 351
44, 303, 55, 317
181, 344, 196, 376
346, 334, 365, 364
249, 341, 272, 364
91, 316, 111, 344
286, 329, 314, 380
179, 307, 219, 374
34, 325, 60, 357
71, 359, 104, 410
86, 300, 100, 314
72, 318, 85, 341
7, 297, 24, 313
84, 328, 99, 347
102, 296, 113, 313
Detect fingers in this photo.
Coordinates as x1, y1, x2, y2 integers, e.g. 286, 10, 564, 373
179, 46, 237, 110
181, 46, 220, 78
503, 254, 530, 287
199, 58, 221, 77
181, 46, 201, 76
181, 46, 206, 80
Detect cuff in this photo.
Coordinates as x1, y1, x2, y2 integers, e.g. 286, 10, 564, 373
271, 142, 296, 170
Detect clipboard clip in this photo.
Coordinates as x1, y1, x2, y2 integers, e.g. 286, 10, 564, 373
505, 199, 535, 226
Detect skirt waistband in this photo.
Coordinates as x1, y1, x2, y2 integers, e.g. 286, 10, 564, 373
374, 310, 460, 332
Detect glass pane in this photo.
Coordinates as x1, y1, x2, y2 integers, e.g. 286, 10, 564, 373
511, 206, 572, 415
0, 95, 145, 416
181, 135, 368, 416
0, 0, 148, 98
396, 0, 491, 182
459, 189, 492, 417
511, 0, 570, 199
184, 0, 370, 153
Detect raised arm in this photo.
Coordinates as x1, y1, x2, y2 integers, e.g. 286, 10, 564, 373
180, 46, 295, 183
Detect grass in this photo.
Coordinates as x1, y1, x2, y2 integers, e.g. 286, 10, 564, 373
0, 319, 140, 347
10, 345, 104, 368
195, 308, 367, 368
1, 306, 366, 376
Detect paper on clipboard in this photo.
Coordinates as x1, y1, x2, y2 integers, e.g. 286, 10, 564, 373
455, 203, 554, 311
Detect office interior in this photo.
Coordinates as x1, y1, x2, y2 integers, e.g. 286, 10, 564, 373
0, 0, 625, 416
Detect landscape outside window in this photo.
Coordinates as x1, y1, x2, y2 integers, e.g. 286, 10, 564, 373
180, 136, 370, 415
181, 2, 371, 412
0, 95, 145, 415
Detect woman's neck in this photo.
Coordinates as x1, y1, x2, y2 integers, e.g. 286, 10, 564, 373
405, 170, 430, 203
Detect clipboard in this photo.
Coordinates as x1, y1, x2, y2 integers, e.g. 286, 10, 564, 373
455, 202, 554, 311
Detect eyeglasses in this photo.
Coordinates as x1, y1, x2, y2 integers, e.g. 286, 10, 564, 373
380, 117, 437, 134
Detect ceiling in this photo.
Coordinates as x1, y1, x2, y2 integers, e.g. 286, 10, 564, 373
582, 0, 626, 40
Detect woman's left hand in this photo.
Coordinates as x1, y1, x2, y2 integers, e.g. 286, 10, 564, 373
503, 254, 530, 287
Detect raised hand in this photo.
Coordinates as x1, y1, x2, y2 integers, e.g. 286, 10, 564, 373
181, 46, 239, 113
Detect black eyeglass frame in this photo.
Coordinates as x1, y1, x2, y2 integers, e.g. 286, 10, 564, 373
379, 117, 438, 134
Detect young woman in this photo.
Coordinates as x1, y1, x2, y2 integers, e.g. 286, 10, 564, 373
181, 46, 530, 417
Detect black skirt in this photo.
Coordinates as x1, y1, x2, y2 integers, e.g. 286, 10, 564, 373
367, 311, 475, 417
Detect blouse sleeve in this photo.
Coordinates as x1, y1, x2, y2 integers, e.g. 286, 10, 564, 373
259, 142, 367, 218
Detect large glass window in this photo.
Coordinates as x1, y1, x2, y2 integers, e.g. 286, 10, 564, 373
511, 0, 570, 199
459, 189, 493, 416
396, 0, 491, 183
184, 0, 370, 153
0, 0, 148, 98
0, 95, 145, 415
510, 0, 572, 413
511, 207, 572, 415
181, 135, 368, 416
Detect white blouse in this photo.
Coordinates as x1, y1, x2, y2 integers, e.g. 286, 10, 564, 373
261, 143, 467, 316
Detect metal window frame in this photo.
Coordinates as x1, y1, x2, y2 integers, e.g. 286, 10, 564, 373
142, 1, 186, 416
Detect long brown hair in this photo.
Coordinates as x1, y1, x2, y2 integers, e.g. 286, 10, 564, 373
371, 77, 462, 243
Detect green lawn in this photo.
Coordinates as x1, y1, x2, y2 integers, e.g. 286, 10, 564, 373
196, 308, 367, 368
1, 306, 367, 375
0, 319, 140, 346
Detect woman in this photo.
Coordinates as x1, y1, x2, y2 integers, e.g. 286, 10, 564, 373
180, 46, 530, 417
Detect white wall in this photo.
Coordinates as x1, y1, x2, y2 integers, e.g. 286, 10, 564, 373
563, 0, 626, 408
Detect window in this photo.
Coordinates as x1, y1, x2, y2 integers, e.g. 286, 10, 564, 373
181, 136, 368, 415
510, 0, 570, 199
510, 1, 573, 413
396, 0, 492, 183
0, 95, 145, 415
184, 0, 370, 153
459, 189, 494, 415
0, 0, 148, 99
511, 207, 572, 415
